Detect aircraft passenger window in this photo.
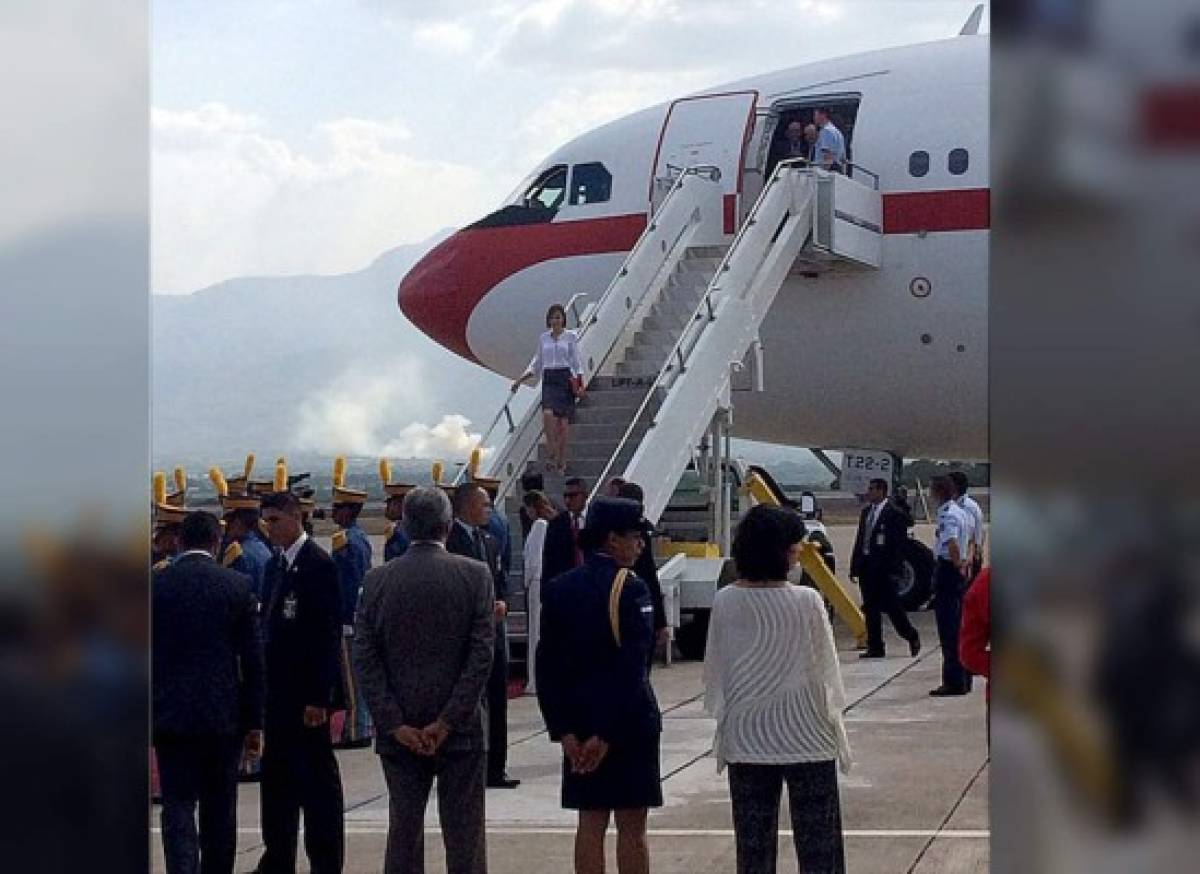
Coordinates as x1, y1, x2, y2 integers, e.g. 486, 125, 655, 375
523, 165, 568, 210
568, 162, 612, 205
948, 148, 969, 175
908, 150, 929, 177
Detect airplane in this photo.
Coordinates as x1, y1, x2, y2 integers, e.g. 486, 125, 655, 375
398, 24, 988, 468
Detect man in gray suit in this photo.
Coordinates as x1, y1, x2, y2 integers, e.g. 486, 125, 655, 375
354, 487, 495, 874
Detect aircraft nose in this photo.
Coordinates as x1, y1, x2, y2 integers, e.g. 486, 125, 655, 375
397, 233, 479, 363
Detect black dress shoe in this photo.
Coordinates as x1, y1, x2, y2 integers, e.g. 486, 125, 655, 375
859, 651, 885, 659
909, 637, 922, 657
929, 685, 968, 697
487, 776, 521, 788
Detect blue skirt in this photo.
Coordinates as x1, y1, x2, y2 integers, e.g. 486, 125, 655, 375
561, 731, 663, 810
541, 367, 577, 422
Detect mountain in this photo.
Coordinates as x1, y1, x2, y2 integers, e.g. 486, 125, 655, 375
152, 232, 510, 469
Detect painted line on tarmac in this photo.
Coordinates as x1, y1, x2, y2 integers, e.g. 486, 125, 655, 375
153, 827, 989, 839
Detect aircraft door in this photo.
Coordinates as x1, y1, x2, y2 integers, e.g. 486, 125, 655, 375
650, 91, 758, 241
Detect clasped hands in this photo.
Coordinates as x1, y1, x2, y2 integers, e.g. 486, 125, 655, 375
561, 733, 609, 774
392, 719, 451, 757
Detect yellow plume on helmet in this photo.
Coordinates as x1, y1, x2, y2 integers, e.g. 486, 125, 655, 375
273, 460, 288, 492
153, 471, 167, 505
243, 453, 255, 479
275, 456, 286, 467
379, 457, 392, 485
173, 467, 187, 494
470, 448, 484, 477
333, 456, 347, 488
209, 467, 229, 497
431, 461, 444, 484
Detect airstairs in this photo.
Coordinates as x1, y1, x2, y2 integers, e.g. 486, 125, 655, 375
457, 160, 882, 666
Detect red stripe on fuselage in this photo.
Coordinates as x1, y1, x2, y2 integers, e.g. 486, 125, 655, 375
398, 213, 646, 363
399, 188, 988, 363
882, 188, 990, 234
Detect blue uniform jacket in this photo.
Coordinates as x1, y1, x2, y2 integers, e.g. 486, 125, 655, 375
229, 532, 273, 602
536, 553, 661, 744
333, 523, 372, 625
384, 525, 410, 562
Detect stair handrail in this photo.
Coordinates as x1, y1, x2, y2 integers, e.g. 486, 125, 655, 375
451, 290, 593, 487
586, 160, 814, 507
454, 166, 723, 500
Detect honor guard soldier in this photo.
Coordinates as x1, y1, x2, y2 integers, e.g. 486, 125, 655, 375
929, 476, 973, 697
535, 497, 664, 870
209, 466, 274, 602
152, 472, 188, 568
224, 453, 256, 498
255, 489, 345, 874
378, 458, 412, 561
329, 456, 374, 749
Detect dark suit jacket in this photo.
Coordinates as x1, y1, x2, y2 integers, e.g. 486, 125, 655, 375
446, 521, 507, 601
541, 510, 582, 585
850, 501, 909, 579
152, 553, 264, 740
263, 537, 343, 723
354, 542, 495, 753
536, 554, 661, 744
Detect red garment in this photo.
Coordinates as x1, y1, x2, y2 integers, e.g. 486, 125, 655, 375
959, 568, 990, 694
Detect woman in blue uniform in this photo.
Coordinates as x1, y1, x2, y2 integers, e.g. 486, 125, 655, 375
536, 497, 662, 874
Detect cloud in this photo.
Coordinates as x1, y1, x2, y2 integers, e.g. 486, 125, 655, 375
152, 103, 500, 293
413, 20, 475, 53
291, 362, 485, 460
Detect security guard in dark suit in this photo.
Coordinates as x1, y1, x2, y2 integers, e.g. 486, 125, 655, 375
850, 477, 920, 659
446, 483, 518, 788
255, 490, 345, 874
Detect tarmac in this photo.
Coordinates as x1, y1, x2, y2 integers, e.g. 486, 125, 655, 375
151, 523, 989, 873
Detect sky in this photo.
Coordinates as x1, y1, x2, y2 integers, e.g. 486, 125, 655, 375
152, 0, 987, 294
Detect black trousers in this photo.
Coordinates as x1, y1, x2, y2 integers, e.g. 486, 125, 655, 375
258, 719, 345, 874
156, 734, 243, 874
933, 560, 971, 692
486, 621, 509, 780
727, 760, 845, 874
860, 568, 918, 654
380, 748, 488, 874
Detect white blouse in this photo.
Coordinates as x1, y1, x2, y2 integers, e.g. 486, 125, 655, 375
703, 583, 852, 774
525, 329, 582, 380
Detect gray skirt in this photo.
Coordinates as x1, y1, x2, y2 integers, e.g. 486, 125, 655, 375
541, 367, 577, 422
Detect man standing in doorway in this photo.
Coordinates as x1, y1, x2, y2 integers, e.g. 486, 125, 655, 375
813, 107, 846, 172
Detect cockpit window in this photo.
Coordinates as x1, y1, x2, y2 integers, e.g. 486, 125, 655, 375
523, 164, 568, 210
568, 162, 612, 205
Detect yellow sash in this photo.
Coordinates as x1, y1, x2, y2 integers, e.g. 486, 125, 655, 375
607, 568, 630, 647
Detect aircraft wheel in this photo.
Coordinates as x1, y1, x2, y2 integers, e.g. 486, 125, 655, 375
896, 539, 935, 611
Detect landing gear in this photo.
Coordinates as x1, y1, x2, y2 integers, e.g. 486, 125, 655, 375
675, 609, 710, 661
895, 538, 935, 611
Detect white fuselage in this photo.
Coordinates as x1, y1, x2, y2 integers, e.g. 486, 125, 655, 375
400, 36, 988, 460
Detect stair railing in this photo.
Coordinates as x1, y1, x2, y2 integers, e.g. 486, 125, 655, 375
451, 167, 725, 504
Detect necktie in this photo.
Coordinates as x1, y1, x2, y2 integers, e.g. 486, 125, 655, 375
472, 528, 488, 563
571, 514, 582, 566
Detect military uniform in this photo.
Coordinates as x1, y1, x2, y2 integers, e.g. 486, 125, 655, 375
379, 460, 414, 563
931, 499, 972, 695
329, 461, 374, 749
535, 499, 663, 811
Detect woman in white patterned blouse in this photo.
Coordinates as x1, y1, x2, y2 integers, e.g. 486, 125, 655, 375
704, 505, 851, 874
511, 303, 583, 474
